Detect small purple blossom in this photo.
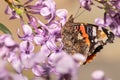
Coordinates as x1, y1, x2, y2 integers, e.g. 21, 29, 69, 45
20, 41, 34, 54
103, 12, 120, 37
34, 34, 47, 45
110, 0, 120, 10
48, 51, 86, 80
92, 70, 111, 80
79, 0, 93, 11
17, 24, 34, 41
32, 64, 45, 76
95, 18, 105, 27
0, 34, 18, 59
20, 41, 35, 69
56, 9, 68, 26
5, 6, 20, 19
10, 74, 28, 80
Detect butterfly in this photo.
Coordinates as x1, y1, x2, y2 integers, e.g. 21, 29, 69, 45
61, 15, 114, 64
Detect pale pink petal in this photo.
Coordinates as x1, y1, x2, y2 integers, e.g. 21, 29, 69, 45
32, 65, 44, 76
22, 24, 32, 36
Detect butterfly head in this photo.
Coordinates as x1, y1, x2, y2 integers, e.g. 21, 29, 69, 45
68, 15, 74, 23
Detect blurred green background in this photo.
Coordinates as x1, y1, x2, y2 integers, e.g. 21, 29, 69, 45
0, 0, 120, 80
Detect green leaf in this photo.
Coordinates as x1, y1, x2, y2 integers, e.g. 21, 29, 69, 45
0, 23, 12, 35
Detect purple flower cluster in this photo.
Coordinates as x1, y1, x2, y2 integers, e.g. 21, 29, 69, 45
3, 0, 87, 80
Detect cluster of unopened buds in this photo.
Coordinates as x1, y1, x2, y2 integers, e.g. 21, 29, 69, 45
0, 0, 119, 80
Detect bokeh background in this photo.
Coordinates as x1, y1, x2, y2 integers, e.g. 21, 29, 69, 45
0, 0, 120, 80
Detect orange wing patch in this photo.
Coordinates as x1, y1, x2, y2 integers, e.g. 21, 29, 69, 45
79, 24, 90, 46
83, 54, 96, 65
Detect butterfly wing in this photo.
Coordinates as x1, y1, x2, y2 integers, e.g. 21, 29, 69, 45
62, 16, 115, 64
83, 24, 115, 64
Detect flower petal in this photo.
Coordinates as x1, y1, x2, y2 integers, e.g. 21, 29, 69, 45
34, 35, 46, 45
72, 53, 86, 64
95, 18, 105, 27
79, 0, 93, 11
20, 41, 34, 53
22, 24, 32, 36
92, 70, 105, 80
11, 58, 23, 73
4, 35, 16, 46
32, 65, 44, 76
56, 9, 68, 18
20, 52, 35, 69
40, 7, 51, 16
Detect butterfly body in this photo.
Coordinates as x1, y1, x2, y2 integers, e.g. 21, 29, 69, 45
61, 15, 114, 64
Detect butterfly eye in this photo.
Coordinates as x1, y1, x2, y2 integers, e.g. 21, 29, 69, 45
75, 26, 79, 30
72, 25, 79, 31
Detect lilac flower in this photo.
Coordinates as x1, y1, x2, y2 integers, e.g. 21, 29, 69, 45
95, 18, 105, 27
91, 70, 111, 80
32, 64, 45, 76
92, 70, 105, 80
46, 36, 63, 52
49, 51, 86, 80
17, 24, 33, 41
34, 34, 47, 45
48, 22, 61, 35
39, 0, 56, 22
5, 6, 20, 19
20, 41, 34, 54
7, 51, 23, 73
25, 0, 56, 23
28, 15, 40, 33
0, 68, 28, 80
22, 24, 33, 37
79, 0, 93, 11
11, 56, 23, 73
40, 7, 51, 17
110, 0, 120, 10
20, 41, 35, 69
10, 73, 28, 80
0, 34, 23, 74
0, 69, 28, 80
0, 67, 13, 80
104, 12, 120, 37
33, 36, 63, 64
33, 24, 48, 46
0, 34, 18, 59
32, 63, 51, 80
56, 9, 68, 26
33, 44, 50, 64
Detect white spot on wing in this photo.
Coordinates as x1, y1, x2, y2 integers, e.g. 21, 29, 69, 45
78, 33, 83, 40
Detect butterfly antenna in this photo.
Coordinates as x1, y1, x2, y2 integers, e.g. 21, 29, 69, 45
74, 7, 81, 19
74, 9, 86, 19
